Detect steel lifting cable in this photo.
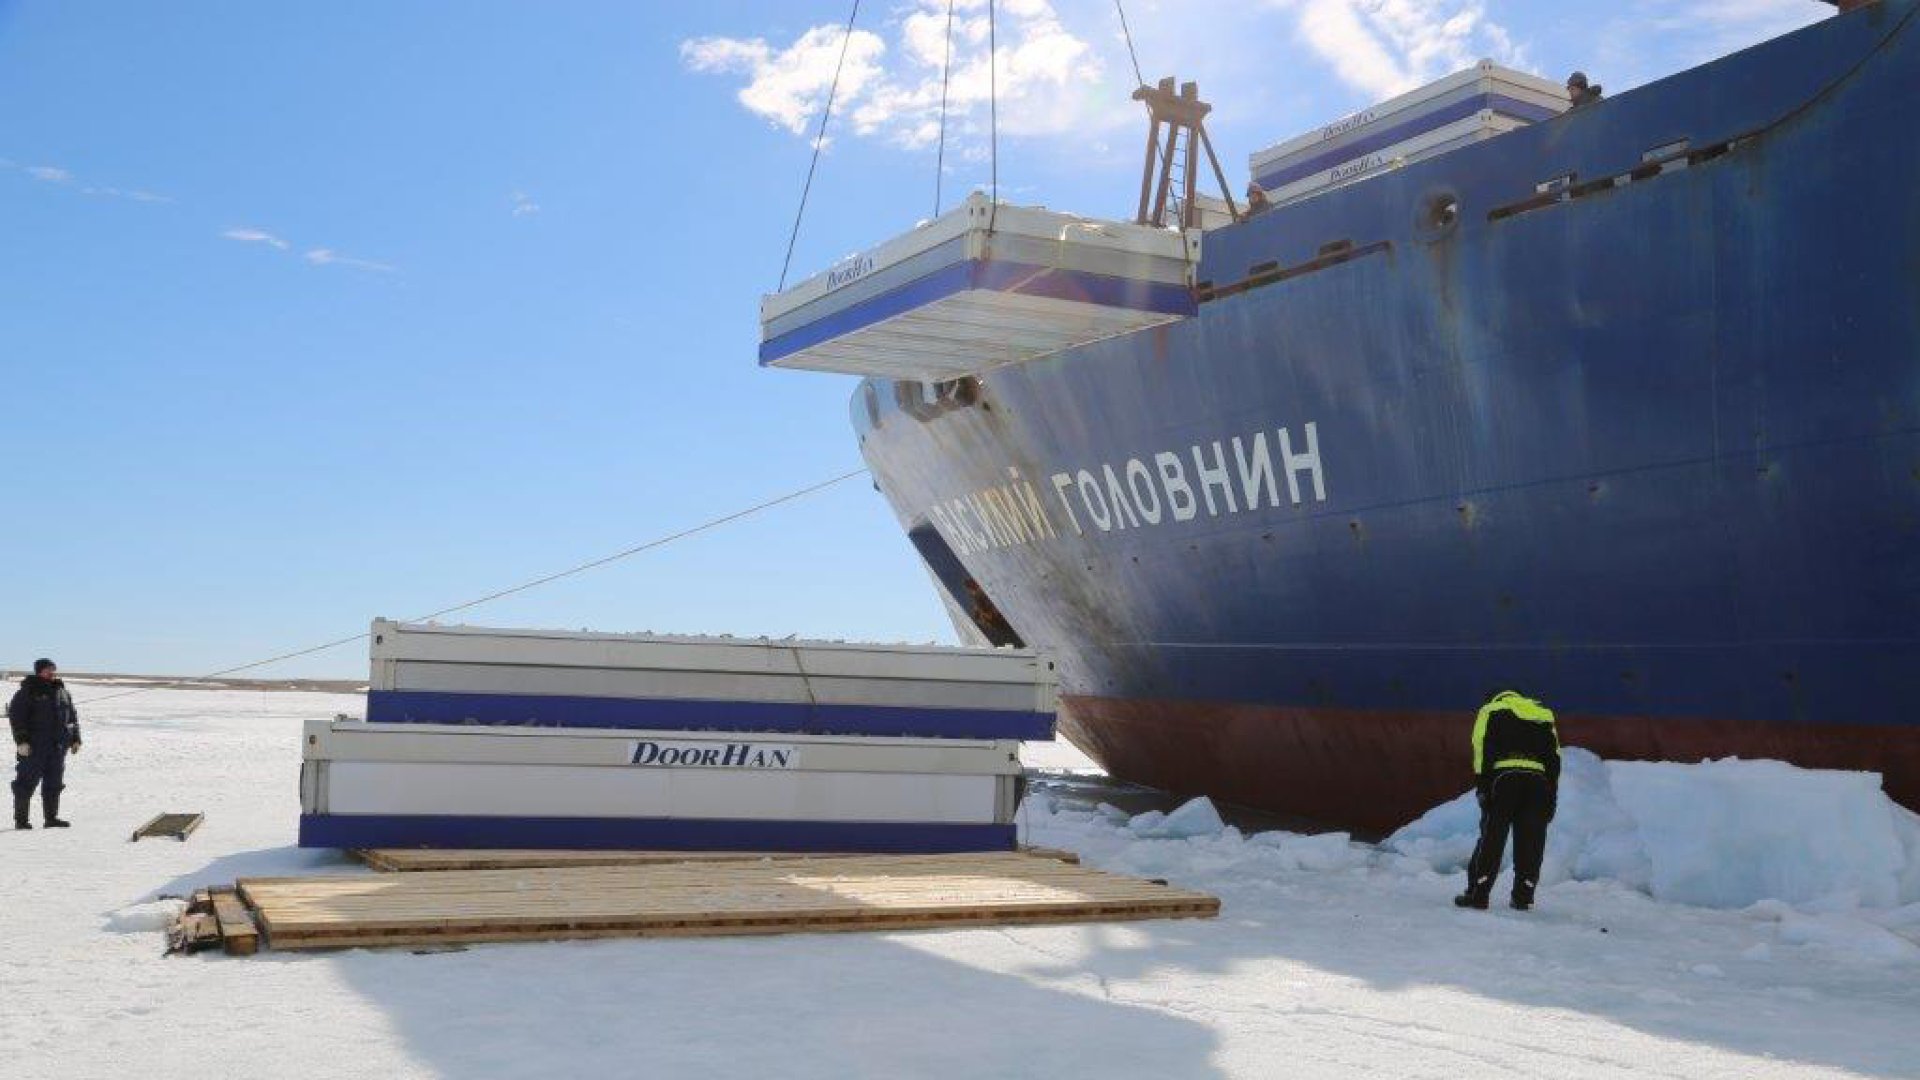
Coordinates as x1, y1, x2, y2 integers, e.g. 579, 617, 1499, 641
931, 0, 956, 218
778, 0, 864, 291
73, 468, 871, 706
1113, 0, 1146, 89
987, 0, 999, 233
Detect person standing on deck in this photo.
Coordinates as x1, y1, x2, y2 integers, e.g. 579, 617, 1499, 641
1566, 72, 1604, 110
1454, 690, 1560, 911
1244, 181, 1273, 217
10, 659, 81, 830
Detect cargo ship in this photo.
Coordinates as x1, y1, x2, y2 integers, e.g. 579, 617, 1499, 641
760, 0, 1920, 831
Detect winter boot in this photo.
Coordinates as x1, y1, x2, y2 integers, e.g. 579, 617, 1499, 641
1510, 879, 1536, 911
1453, 879, 1491, 910
13, 794, 31, 830
43, 790, 68, 829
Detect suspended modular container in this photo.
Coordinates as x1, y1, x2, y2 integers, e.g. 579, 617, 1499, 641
1250, 61, 1567, 195
367, 619, 1058, 741
299, 717, 1025, 852
759, 192, 1199, 381
1262, 110, 1533, 209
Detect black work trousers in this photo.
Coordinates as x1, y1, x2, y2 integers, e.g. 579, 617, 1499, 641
1466, 769, 1553, 895
13, 740, 66, 813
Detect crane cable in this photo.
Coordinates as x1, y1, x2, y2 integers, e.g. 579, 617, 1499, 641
1114, 0, 1146, 89
988, 0, 999, 234
777, 0, 864, 291
73, 467, 871, 707
931, 0, 956, 218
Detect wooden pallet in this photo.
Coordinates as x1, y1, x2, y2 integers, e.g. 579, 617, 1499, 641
131, 812, 205, 842
232, 851, 1216, 951
352, 846, 1080, 873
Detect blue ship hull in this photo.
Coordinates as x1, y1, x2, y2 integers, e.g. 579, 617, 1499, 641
852, 2, 1920, 831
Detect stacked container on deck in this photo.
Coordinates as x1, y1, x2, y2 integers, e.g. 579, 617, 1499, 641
1250, 61, 1568, 208
300, 620, 1058, 853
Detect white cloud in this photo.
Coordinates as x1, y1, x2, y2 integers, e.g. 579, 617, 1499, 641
2, 158, 174, 203
221, 227, 290, 250
83, 185, 172, 204
510, 190, 540, 217
682, 24, 889, 136
304, 248, 396, 274
1269, 0, 1525, 98
681, 0, 1117, 151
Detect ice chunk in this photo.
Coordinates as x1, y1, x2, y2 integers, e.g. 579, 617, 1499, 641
1555, 750, 1652, 891
1382, 789, 1480, 872
1893, 803, 1920, 904
1127, 810, 1167, 835
1250, 830, 1364, 871
1160, 797, 1226, 837
1130, 797, 1226, 839
1609, 759, 1905, 909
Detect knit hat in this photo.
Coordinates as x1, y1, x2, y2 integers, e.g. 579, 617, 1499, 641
32, 658, 55, 674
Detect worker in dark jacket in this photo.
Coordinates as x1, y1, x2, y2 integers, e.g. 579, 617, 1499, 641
10, 659, 81, 829
1455, 690, 1559, 911
1566, 71, 1603, 110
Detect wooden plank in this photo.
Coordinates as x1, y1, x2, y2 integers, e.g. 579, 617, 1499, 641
352, 846, 1079, 873
209, 890, 260, 957
166, 911, 222, 954
223, 852, 1216, 952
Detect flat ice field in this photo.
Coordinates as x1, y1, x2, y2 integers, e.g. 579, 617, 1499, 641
3, 686, 1917, 1080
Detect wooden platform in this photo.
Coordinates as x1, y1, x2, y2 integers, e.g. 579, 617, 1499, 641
352, 846, 1078, 873
230, 851, 1217, 951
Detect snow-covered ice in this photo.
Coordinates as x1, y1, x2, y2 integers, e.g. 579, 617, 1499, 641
1, 686, 1916, 1079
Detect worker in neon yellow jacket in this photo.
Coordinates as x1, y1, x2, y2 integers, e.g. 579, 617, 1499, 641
1455, 690, 1560, 911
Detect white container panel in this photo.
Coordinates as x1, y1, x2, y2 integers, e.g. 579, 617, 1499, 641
321, 761, 1002, 824
762, 193, 1195, 324
373, 620, 1056, 689
383, 661, 1052, 715
307, 717, 1021, 776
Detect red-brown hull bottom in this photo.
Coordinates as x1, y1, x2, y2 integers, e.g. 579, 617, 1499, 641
1060, 696, 1920, 835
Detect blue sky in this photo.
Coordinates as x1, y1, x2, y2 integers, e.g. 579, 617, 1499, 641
0, 0, 1824, 678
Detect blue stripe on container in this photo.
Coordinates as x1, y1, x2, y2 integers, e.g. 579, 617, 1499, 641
1254, 93, 1560, 191
759, 259, 1197, 367
366, 690, 1056, 741
299, 814, 1018, 853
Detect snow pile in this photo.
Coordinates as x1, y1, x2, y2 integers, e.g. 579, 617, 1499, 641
101, 899, 184, 934
1745, 900, 1920, 964
1388, 748, 1920, 911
